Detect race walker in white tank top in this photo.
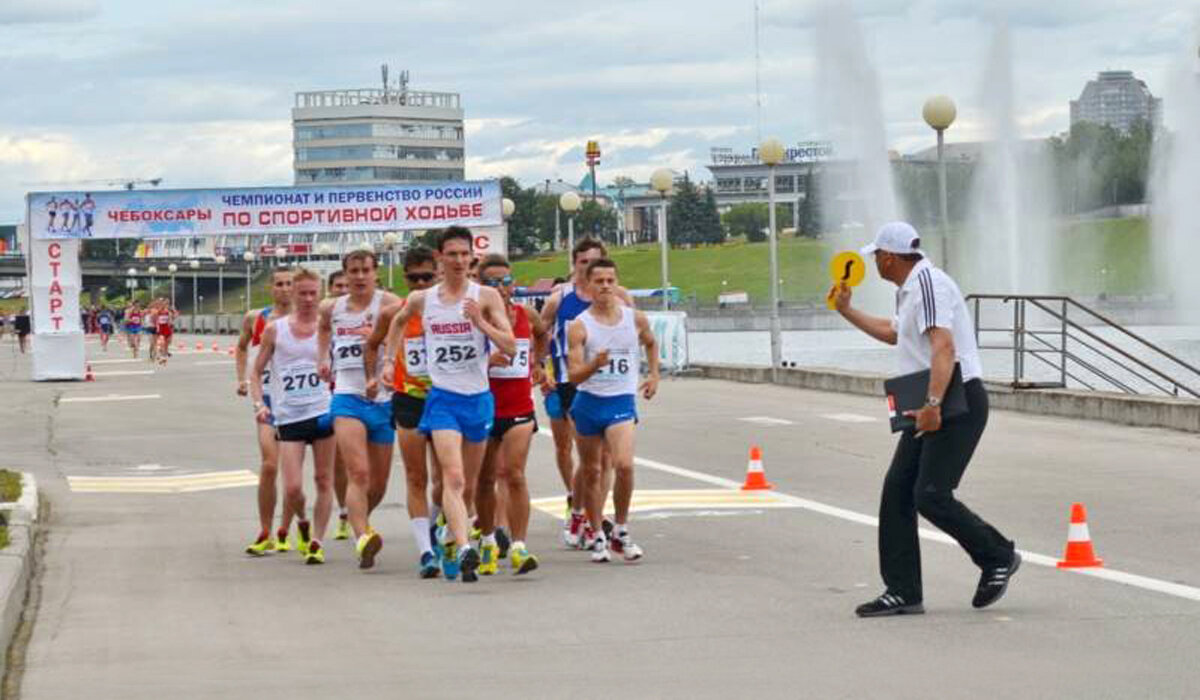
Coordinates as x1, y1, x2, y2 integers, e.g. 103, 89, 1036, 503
577, 306, 640, 398
330, 290, 390, 402
268, 317, 331, 426
422, 282, 491, 396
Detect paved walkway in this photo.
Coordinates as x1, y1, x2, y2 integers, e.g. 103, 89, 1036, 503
1, 335, 1198, 698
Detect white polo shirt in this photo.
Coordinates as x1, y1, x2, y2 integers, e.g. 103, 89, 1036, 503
891, 259, 983, 382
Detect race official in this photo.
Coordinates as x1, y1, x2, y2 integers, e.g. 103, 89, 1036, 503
833, 221, 1020, 618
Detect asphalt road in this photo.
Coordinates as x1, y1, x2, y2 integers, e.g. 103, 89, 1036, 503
1, 333, 1198, 698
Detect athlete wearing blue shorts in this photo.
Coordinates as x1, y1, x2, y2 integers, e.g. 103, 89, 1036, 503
388, 226, 516, 583
566, 257, 660, 564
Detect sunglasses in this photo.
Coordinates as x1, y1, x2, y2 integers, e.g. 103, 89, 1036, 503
405, 272, 435, 283
481, 275, 514, 288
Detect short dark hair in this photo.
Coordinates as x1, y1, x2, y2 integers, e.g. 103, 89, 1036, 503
478, 254, 510, 275
572, 238, 606, 262
437, 226, 474, 252
403, 245, 436, 270
586, 257, 617, 278
342, 249, 378, 270
328, 270, 345, 286
272, 265, 293, 278
551, 276, 567, 285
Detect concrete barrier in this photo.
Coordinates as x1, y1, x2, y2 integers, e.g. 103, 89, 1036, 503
0, 473, 39, 681
691, 363, 1200, 433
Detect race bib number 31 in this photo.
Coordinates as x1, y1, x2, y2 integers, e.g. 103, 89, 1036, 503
405, 337, 429, 377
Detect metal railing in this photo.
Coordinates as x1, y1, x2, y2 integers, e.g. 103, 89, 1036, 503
966, 294, 1200, 399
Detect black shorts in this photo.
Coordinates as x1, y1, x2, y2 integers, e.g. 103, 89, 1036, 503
490, 412, 538, 440
392, 393, 426, 431
555, 382, 579, 414
275, 415, 334, 444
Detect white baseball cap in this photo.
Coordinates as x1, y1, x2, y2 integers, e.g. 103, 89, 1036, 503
859, 221, 924, 258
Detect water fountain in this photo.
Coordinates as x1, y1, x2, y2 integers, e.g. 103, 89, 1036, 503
1150, 28, 1200, 323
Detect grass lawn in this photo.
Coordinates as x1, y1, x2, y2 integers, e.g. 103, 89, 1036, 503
0, 469, 22, 551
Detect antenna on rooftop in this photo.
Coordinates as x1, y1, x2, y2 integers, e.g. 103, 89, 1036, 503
381, 63, 389, 99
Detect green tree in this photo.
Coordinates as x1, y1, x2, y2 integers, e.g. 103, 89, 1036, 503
698, 189, 725, 244
499, 176, 540, 255
722, 202, 768, 242
666, 175, 710, 246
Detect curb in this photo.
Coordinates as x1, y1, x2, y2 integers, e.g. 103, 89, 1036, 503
0, 473, 38, 682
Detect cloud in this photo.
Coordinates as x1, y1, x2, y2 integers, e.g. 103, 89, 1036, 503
0, 0, 99, 24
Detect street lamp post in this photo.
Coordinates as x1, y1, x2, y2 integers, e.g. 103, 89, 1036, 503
759, 138, 786, 380
215, 255, 226, 314
189, 259, 200, 331
127, 267, 137, 302
559, 192, 581, 275
242, 252, 255, 313
383, 232, 399, 290
923, 95, 957, 272
168, 263, 178, 309
650, 168, 674, 311
148, 266, 158, 301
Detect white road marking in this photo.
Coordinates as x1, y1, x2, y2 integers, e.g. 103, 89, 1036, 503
536, 433, 1200, 603
193, 361, 234, 366
739, 416, 795, 426
67, 469, 258, 494
92, 370, 154, 377
821, 413, 878, 423
60, 394, 162, 403
86, 358, 144, 365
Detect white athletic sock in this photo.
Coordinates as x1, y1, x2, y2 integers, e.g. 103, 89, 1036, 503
512, 540, 525, 552
410, 517, 432, 555
338, 507, 348, 517
616, 522, 628, 535
482, 533, 497, 547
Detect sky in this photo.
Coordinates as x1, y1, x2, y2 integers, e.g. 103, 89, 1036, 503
0, 0, 1195, 222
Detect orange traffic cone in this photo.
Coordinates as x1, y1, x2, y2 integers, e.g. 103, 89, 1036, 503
226, 347, 235, 357
195, 342, 204, 351
176, 342, 184, 351
212, 342, 220, 352
741, 446, 773, 491
84, 363, 95, 382
1057, 502, 1104, 568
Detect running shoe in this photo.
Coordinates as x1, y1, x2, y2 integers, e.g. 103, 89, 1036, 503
972, 551, 1022, 609
296, 520, 312, 557
245, 534, 275, 557
590, 537, 611, 563
510, 545, 539, 575
459, 546, 481, 583
419, 551, 440, 579
855, 592, 924, 618
610, 532, 644, 561
470, 526, 483, 545
495, 527, 512, 560
275, 528, 292, 553
563, 512, 585, 549
581, 524, 598, 552
356, 532, 382, 570
601, 517, 614, 540
334, 516, 351, 541
478, 542, 500, 576
305, 540, 325, 565
442, 542, 460, 581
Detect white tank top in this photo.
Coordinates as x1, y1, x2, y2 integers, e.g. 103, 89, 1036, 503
422, 282, 490, 395
331, 290, 389, 402
577, 306, 640, 398
269, 317, 331, 425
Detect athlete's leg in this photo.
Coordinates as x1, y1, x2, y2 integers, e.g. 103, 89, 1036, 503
255, 423, 281, 537
549, 416, 575, 492
335, 417, 372, 537
604, 422, 637, 525
400, 427, 430, 519
499, 422, 537, 542
334, 447, 348, 510
475, 439, 500, 535
431, 430, 470, 546
577, 434, 607, 532
366, 441, 393, 514
279, 440, 307, 523
311, 435, 335, 541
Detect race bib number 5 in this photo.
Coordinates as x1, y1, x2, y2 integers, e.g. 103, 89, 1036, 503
490, 339, 531, 379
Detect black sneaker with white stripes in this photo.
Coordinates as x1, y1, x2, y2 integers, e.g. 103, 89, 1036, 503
855, 592, 924, 618
972, 551, 1022, 609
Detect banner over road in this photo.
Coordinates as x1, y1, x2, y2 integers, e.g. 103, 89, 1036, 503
28, 180, 502, 240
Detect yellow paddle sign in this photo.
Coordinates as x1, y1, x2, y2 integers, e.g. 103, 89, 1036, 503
826, 251, 866, 309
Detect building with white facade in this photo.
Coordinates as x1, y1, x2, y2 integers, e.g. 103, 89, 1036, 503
1070, 70, 1162, 133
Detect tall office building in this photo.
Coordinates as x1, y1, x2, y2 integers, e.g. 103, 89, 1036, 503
292, 71, 465, 185
1070, 70, 1162, 134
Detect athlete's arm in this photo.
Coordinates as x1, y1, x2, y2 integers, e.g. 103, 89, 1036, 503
364, 300, 402, 400
635, 310, 660, 400
234, 310, 257, 396
250, 323, 276, 422
567, 319, 606, 385
529, 308, 550, 386
470, 287, 516, 357
316, 299, 334, 382
538, 290, 561, 335
382, 291, 424, 379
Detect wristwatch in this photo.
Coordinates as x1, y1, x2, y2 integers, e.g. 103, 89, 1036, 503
925, 396, 942, 408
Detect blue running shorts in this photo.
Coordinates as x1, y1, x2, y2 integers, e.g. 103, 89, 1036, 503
569, 391, 637, 437
330, 393, 395, 445
543, 389, 565, 421
418, 387, 494, 443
